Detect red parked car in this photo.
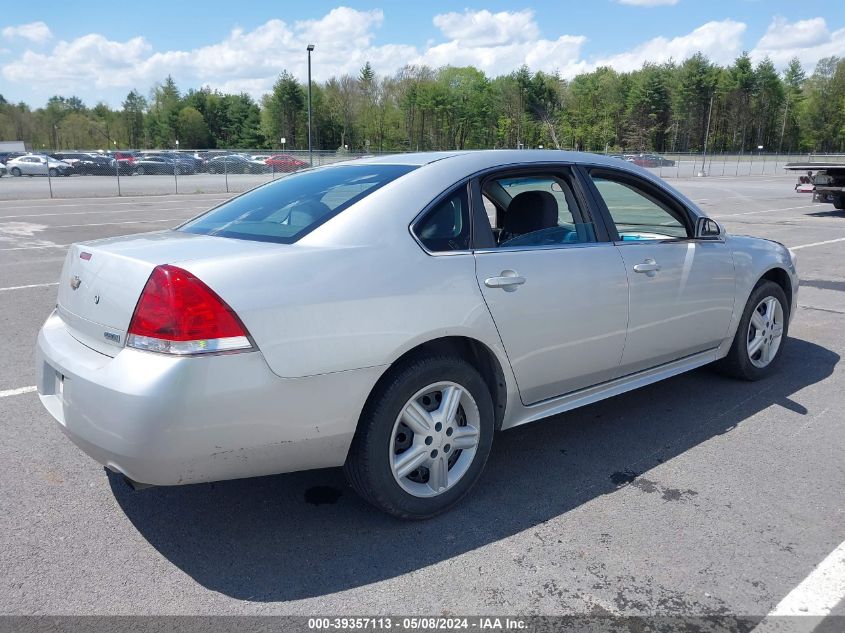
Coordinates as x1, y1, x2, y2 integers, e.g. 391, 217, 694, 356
265, 154, 308, 173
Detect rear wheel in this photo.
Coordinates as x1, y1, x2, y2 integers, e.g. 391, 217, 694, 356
136, 166, 145, 175
716, 280, 788, 380
344, 355, 494, 519
833, 196, 845, 210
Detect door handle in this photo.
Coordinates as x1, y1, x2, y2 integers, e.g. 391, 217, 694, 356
633, 259, 661, 275
484, 270, 526, 292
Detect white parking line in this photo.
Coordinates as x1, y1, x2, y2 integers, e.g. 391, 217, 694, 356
0, 244, 67, 252
0, 194, 232, 211
0, 282, 58, 292
52, 217, 187, 229
0, 205, 210, 219
752, 540, 845, 632
790, 237, 845, 251
718, 205, 817, 217
0, 386, 36, 398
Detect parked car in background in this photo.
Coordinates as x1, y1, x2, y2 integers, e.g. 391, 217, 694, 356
50, 152, 90, 172
6, 154, 73, 177
0, 151, 25, 164
184, 152, 208, 172
35, 150, 797, 519
108, 151, 140, 172
143, 152, 197, 175
630, 153, 675, 168
266, 153, 309, 173
133, 155, 179, 175
113, 151, 139, 162
207, 153, 269, 174
75, 154, 133, 176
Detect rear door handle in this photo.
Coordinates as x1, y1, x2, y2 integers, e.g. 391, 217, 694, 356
484, 270, 526, 292
633, 259, 660, 274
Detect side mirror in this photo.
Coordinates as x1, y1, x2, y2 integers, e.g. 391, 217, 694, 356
696, 217, 722, 239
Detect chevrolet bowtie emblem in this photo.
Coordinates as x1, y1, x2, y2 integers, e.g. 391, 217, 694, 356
70, 276, 81, 290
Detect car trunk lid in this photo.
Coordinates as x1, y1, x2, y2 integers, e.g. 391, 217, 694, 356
55, 230, 282, 357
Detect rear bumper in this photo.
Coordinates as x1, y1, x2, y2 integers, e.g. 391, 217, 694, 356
36, 310, 381, 486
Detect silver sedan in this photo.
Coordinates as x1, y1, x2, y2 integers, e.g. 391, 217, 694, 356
36, 151, 798, 518
6, 154, 72, 177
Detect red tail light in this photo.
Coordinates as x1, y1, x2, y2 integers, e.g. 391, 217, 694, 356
127, 265, 252, 355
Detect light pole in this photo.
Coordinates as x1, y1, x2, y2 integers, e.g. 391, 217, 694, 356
307, 44, 314, 167
113, 140, 121, 197
698, 93, 714, 177
174, 139, 180, 193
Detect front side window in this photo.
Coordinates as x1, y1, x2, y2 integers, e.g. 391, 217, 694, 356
590, 174, 689, 241
180, 164, 416, 244
478, 172, 595, 248
414, 185, 470, 252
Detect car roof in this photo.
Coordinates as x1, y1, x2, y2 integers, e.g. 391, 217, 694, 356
351, 149, 637, 170
347, 149, 703, 219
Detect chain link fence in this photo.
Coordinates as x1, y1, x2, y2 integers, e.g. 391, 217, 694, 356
1, 148, 842, 201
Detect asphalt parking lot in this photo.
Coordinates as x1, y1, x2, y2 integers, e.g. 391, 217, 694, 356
1, 174, 844, 619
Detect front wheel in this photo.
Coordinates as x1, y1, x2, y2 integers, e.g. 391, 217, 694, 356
344, 356, 495, 519
11, 167, 21, 177
833, 196, 845, 210
136, 166, 145, 175
48, 168, 58, 177
716, 280, 789, 380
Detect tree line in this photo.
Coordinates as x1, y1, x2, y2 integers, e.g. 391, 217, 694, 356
1, 53, 844, 154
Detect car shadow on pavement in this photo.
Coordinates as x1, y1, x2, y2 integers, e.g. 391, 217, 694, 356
110, 336, 838, 602
806, 208, 845, 218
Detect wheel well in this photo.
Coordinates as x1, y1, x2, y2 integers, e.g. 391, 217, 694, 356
760, 268, 793, 311
381, 337, 508, 430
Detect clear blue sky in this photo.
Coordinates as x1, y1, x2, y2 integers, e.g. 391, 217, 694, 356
1, 1, 843, 107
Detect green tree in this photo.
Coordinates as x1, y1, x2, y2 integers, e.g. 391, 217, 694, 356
122, 90, 147, 148
177, 106, 211, 148
779, 58, 806, 152
262, 71, 304, 148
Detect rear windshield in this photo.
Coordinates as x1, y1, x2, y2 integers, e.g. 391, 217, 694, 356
179, 164, 416, 244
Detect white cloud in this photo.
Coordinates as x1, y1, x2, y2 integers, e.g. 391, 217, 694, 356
752, 16, 845, 67
3, 34, 152, 88
588, 19, 747, 72
8, 8, 838, 107
757, 16, 828, 50
616, 0, 679, 6
1, 21, 52, 44
1, 8, 417, 101
432, 9, 539, 46
412, 9, 588, 77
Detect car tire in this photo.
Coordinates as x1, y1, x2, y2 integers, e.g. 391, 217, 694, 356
48, 168, 58, 177
344, 355, 495, 519
11, 167, 21, 177
833, 196, 845, 210
715, 280, 789, 381
136, 167, 145, 175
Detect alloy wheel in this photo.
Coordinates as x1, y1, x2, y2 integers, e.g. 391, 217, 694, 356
747, 296, 784, 368
389, 381, 480, 498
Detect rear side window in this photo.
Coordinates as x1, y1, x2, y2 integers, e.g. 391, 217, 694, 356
414, 185, 471, 252
180, 164, 416, 244
477, 172, 596, 248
